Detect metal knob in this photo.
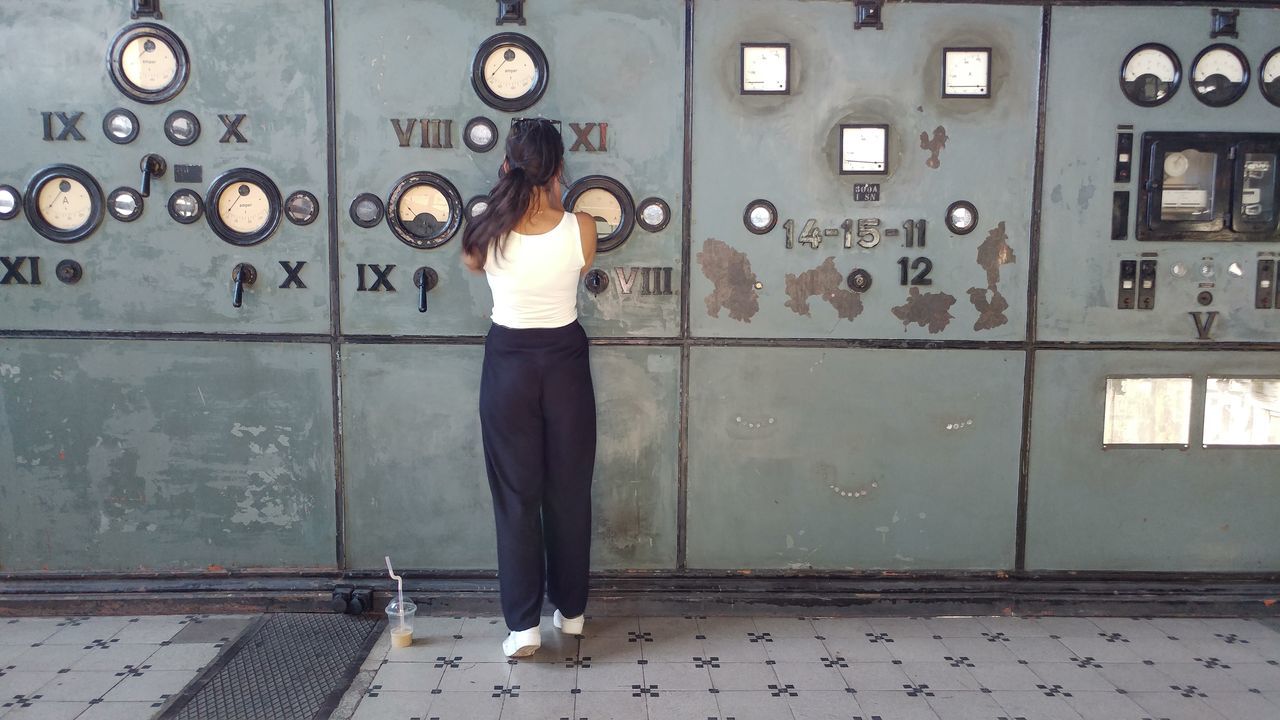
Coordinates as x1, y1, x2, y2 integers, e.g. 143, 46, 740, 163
139, 153, 167, 198
414, 267, 438, 313
232, 263, 257, 308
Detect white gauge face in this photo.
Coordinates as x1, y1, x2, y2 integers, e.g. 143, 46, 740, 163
1265, 52, 1280, 83
172, 192, 199, 218
1194, 47, 1246, 83
841, 126, 887, 173
573, 188, 623, 235
218, 181, 271, 234
951, 206, 975, 231
110, 190, 140, 219
107, 113, 134, 139
748, 205, 773, 229
1170, 262, 1188, 278
37, 176, 93, 230
1123, 48, 1177, 82
398, 184, 451, 238
0, 188, 16, 215
471, 200, 489, 217
944, 49, 990, 96
742, 45, 788, 93
121, 34, 178, 91
1164, 152, 1191, 177
168, 115, 197, 141
286, 193, 317, 224
483, 45, 538, 100
641, 202, 666, 227
469, 123, 494, 147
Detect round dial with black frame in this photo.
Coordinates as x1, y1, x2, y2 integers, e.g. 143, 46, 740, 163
205, 168, 282, 247
1262, 48, 1280, 108
1120, 43, 1181, 107
387, 172, 463, 249
108, 23, 190, 104
472, 33, 549, 112
564, 175, 635, 253
24, 165, 105, 244
1190, 44, 1249, 107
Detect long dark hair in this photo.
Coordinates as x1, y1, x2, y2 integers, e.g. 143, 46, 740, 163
462, 118, 565, 267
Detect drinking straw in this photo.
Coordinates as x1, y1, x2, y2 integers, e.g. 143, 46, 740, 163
385, 555, 405, 630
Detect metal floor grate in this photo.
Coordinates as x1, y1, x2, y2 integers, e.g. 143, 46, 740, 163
159, 613, 383, 720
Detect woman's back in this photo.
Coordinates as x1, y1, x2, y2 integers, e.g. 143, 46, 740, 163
484, 210, 584, 329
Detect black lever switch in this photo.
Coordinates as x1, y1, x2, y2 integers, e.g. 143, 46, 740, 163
414, 267, 438, 313
139, 154, 167, 198
232, 263, 257, 308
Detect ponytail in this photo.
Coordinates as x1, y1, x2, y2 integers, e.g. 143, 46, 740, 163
462, 118, 565, 268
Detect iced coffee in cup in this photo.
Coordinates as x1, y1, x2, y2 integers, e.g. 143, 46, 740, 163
385, 599, 417, 648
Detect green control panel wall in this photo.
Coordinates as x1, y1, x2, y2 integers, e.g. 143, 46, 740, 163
2, 1, 1280, 579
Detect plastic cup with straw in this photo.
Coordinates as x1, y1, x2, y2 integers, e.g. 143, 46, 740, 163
385, 556, 417, 648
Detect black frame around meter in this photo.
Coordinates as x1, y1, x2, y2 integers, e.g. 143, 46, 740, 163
1137, 132, 1280, 242
23, 164, 105, 244
205, 168, 283, 247
108, 23, 190, 104
564, 175, 635, 253
386, 171, 463, 249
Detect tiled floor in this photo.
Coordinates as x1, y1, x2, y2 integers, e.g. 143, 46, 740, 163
0, 614, 255, 720
342, 615, 1280, 720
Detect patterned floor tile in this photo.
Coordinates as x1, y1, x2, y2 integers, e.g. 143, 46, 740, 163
166, 616, 255, 645
885, 638, 952, 663
695, 617, 758, 640
898, 662, 983, 692
508, 658, 577, 691
575, 662, 644, 693
460, 617, 512, 638
1199, 691, 1280, 720
100, 669, 193, 703
348, 689, 431, 720
979, 616, 1058, 638
764, 637, 828, 663
851, 689, 943, 719
1094, 661, 1182, 692
497, 689, 575, 720
1055, 636, 1142, 663
837, 662, 913, 691
0, 700, 90, 720
939, 636, 1018, 663
786, 689, 861, 720
10, 645, 90, 673
66, 643, 158, 673
0, 671, 60, 700
868, 618, 936, 639
922, 617, 991, 638
30, 671, 122, 702
1153, 661, 1249, 692
636, 615, 702, 639
963, 661, 1043, 691
1028, 617, 1106, 637
1003, 637, 1077, 663
1088, 617, 1171, 642
816, 636, 895, 663
750, 617, 818, 638
770, 662, 847, 692
105, 616, 189, 645
436, 661, 511, 693
1222, 660, 1280, 691
699, 638, 769, 663
810, 618, 873, 638
708, 660, 778, 691
0, 621, 63, 647
989, 690, 1086, 720
1025, 662, 1119, 693
640, 635, 705, 663
419, 690, 503, 720
577, 634, 644, 664
36, 619, 132, 647
370, 660, 448, 692
571, 689, 647, 720
644, 689, 719, 718
1125, 690, 1230, 720
924, 689, 1003, 720
642, 660, 714, 692
75, 700, 167, 720
1060, 690, 1150, 720
715, 689, 803, 720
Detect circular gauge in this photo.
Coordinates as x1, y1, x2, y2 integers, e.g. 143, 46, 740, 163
1170, 261, 1188, 278
472, 33, 549, 112
387, 172, 463, 249
1120, 43, 1181, 107
350, 192, 384, 228
945, 200, 978, 235
743, 199, 777, 234
24, 165, 104, 243
165, 110, 200, 146
285, 190, 319, 226
1262, 48, 1280, 107
168, 188, 202, 224
108, 187, 143, 222
206, 168, 282, 246
0, 185, 19, 220
1190, 44, 1249, 107
464, 116, 499, 153
565, 175, 636, 253
1163, 151, 1191, 178
465, 195, 491, 221
637, 197, 671, 233
108, 23, 190, 104
102, 108, 139, 144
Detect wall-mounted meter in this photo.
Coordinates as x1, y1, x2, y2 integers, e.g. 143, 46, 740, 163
386, 171, 462, 249
1190, 44, 1249, 107
1120, 44, 1180, 107
24, 165, 104, 243
205, 169, 282, 246
740, 43, 789, 95
565, 175, 634, 252
108, 23, 189, 104
839, 124, 887, 174
942, 48, 991, 98
471, 33, 548, 112
1262, 48, 1280, 107
1137, 132, 1280, 241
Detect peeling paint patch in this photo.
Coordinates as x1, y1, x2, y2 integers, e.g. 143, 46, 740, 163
892, 288, 955, 333
944, 419, 975, 431
784, 257, 863, 320
697, 238, 760, 322
0, 363, 20, 379
1077, 179, 1095, 211
968, 222, 1017, 331
919, 125, 948, 169
1051, 184, 1063, 204
230, 423, 267, 437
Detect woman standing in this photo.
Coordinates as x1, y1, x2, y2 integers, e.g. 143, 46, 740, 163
461, 118, 599, 657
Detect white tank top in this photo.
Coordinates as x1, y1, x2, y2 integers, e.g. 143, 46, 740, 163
484, 211, 584, 329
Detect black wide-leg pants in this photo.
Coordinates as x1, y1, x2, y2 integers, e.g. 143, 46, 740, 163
479, 319, 597, 632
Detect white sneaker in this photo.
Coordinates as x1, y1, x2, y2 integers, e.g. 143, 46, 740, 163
502, 627, 541, 658
553, 609, 584, 635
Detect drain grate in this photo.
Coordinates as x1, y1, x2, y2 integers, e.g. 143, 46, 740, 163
159, 613, 383, 720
